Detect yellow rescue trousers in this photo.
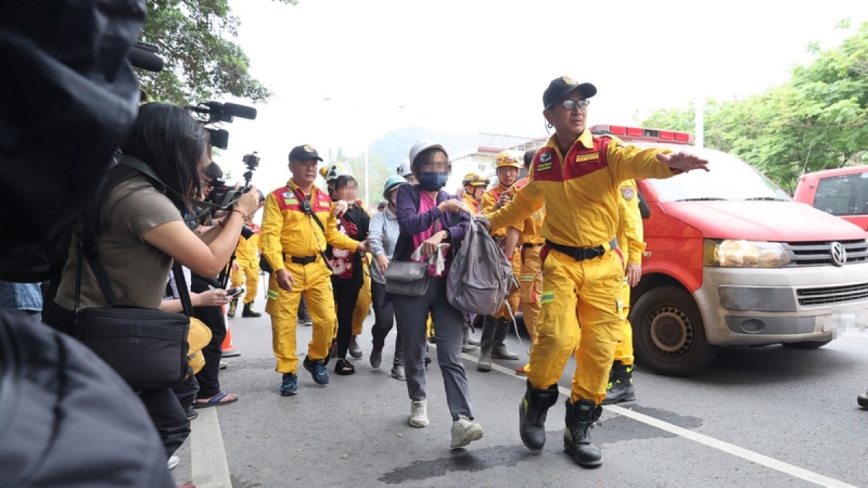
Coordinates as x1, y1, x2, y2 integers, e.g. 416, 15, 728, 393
527, 248, 624, 405
352, 264, 372, 336
519, 244, 543, 373
612, 276, 634, 366
494, 248, 522, 320
230, 263, 259, 305
266, 257, 336, 374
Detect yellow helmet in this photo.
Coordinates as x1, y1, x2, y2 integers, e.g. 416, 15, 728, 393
495, 151, 521, 169
318, 166, 329, 178
462, 173, 487, 187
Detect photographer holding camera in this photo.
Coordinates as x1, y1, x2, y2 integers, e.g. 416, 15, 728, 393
43, 102, 260, 460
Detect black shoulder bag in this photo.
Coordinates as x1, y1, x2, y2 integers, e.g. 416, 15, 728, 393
73, 244, 191, 391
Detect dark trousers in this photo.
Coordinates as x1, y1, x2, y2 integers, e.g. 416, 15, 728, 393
371, 280, 402, 365
191, 274, 226, 399
332, 273, 363, 359
141, 383, 192, 458
393, 277, 473, 422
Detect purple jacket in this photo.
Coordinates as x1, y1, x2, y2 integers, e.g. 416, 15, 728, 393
392, 183, 470, 264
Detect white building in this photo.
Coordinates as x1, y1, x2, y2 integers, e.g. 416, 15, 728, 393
447, 132, 548, 195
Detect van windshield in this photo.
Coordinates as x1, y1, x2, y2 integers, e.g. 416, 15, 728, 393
641, 147, 791, 203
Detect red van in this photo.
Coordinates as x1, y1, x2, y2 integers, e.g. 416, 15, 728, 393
793, 165, 868, 231
591, 125, 868, 376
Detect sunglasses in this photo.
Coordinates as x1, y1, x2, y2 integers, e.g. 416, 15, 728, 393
558, 99, 590, 111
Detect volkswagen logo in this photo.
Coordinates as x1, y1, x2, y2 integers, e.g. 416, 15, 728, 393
830, 242, 847, 267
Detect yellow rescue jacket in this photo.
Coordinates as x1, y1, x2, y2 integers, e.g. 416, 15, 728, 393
486, 130, 674, 248
234, 223, 260, 268
481, 182, 524, 238
617, 179, 645, 266
260, 179, 360, 273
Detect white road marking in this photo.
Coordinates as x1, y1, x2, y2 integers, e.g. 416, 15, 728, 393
457, 351, 858, 488
191, 407, 233, 488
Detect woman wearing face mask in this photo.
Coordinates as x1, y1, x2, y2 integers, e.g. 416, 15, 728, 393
391, 139, 483, 449
369, 176, 406, 380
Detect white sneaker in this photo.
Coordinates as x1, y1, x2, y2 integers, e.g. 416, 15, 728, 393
450, 415, 484, 449
409, 400, 429, 428
167, 455, 180, 470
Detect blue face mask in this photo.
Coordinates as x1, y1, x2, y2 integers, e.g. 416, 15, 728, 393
419, 171, 448, 191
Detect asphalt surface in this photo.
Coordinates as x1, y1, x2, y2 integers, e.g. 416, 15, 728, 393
171, 309, 868, 488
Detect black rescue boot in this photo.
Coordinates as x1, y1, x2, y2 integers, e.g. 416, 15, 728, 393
564, 399, 603, 468
242, 301, 261, 318
519, 382, 559, 452
602, 361, 636, 405
492, 318, 519, 360
858, 389, 868, 409
476, 316, 497, 372
227, 298, 237, 318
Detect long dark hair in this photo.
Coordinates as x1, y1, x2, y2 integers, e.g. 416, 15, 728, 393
80, 102, 208, 255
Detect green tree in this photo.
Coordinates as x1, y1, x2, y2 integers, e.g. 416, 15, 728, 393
641, 21, 868, 193
137, 0, 296, 105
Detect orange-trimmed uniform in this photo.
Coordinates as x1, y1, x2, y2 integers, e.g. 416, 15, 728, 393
230, 223, 261, 305
485, 130, 676, 405
481, 182, 523, 319
261, 179, 360, 374
614, 179, 644, 366
463, 192, 481, 215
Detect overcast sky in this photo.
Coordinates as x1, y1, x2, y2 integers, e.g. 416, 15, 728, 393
215, 0, 868, 189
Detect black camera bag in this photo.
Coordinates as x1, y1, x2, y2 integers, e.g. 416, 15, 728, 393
73, 245, 190, 391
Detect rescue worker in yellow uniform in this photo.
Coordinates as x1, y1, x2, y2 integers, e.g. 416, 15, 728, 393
601, 177, 644, 404
261, 145, 368, 396
511, 149, 546, 376
461, 172, 487, 213
484, 76, 708, 468
459, 173, 488, 351
228, 215, 262, 318
320, 163, 372, 359
477, 151, 523, 371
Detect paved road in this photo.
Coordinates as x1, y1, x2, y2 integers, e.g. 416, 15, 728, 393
172, 312, 868, 488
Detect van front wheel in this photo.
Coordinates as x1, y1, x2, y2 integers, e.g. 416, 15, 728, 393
630, 286, 718, 377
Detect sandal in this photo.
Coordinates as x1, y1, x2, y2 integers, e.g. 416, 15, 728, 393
334, 358, 355, 376
193, 391, 239, 409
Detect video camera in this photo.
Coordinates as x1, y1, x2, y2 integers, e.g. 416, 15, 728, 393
204, 152, 265, 239
185, 101, 257, 150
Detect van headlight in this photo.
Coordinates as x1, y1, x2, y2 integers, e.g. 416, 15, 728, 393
703, 239, 791, 268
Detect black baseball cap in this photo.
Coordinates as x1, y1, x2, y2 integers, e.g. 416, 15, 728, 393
543, 76, 597, 109
288, 144, 323, 162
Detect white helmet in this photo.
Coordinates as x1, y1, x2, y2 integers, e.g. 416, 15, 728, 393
408, 139, 447, 169
397, 158, 412, 178
322, 162, 353, 182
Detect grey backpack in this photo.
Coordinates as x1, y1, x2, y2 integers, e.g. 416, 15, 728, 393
447, 217, 517, 315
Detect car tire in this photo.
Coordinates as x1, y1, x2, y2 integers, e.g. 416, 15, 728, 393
631, 285, 719, 377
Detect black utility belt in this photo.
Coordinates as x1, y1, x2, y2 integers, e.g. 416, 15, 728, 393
545, 239, 614, 261
285, 254, 317, 265
522, 242, 544, 248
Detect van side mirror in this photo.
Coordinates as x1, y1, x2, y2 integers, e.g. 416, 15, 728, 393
638, 190, 651, 219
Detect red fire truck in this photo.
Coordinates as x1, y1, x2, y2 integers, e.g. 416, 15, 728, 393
591, 124, 868, 376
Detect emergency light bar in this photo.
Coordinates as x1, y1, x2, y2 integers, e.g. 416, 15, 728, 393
590, 125, 693, 145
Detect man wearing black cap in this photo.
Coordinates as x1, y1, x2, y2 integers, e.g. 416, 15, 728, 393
484, 76, 709, 468
260, 144, 369, 396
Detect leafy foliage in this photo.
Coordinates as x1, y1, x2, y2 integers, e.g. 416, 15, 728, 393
642, 22, 868, 193
137, 0, 295, 105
